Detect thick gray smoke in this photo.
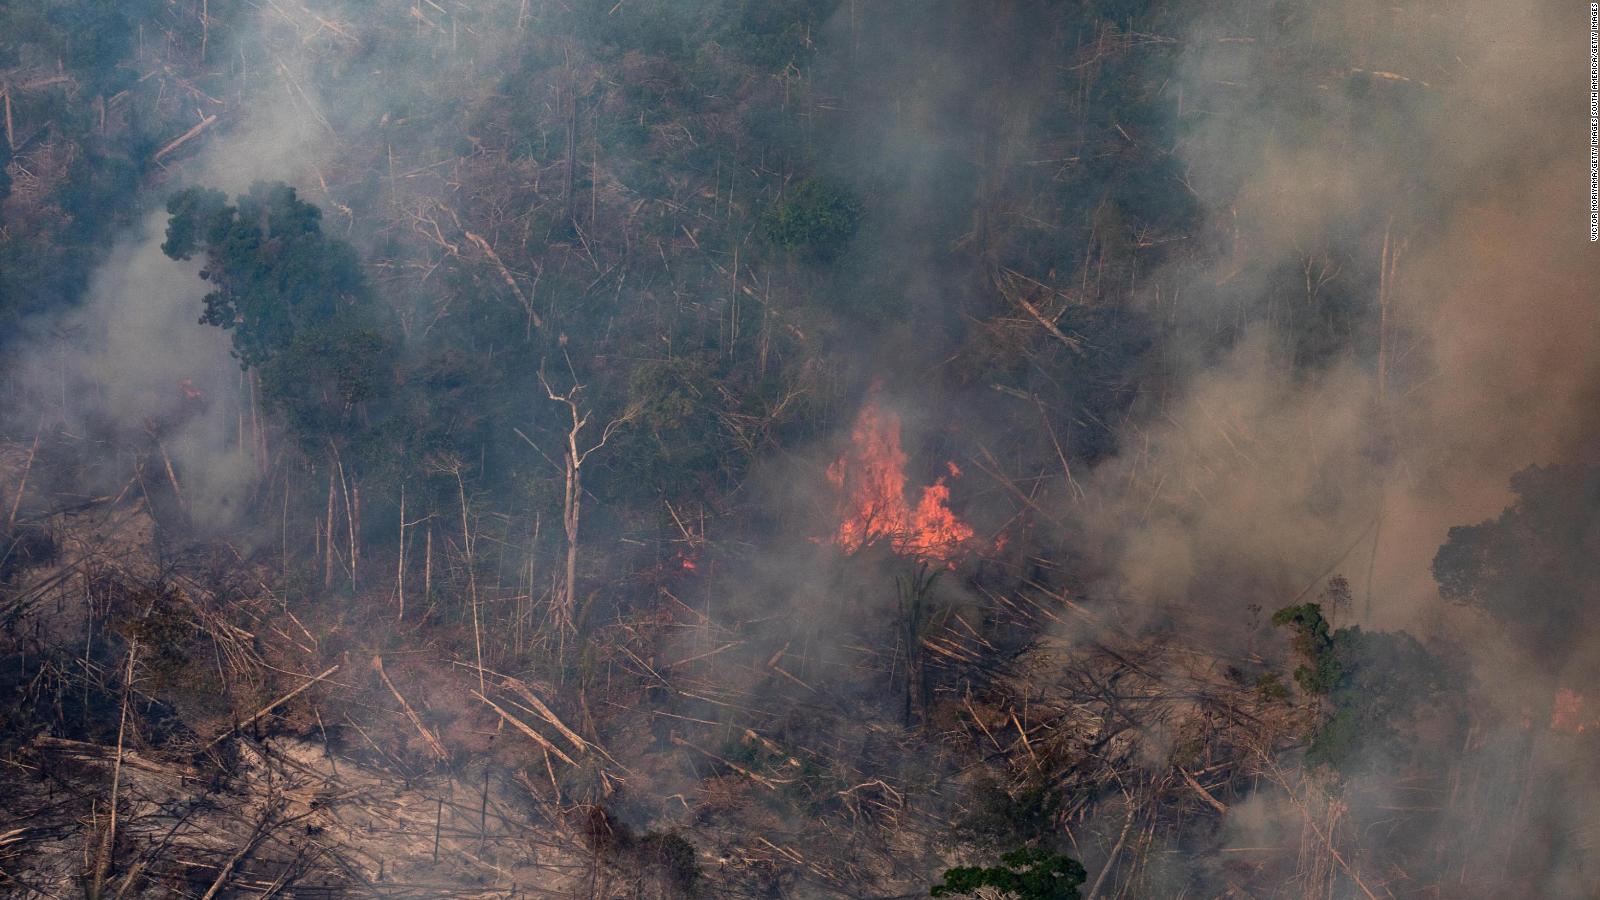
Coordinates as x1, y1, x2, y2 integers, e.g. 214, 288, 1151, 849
1061, 0, 1600, 890
5, 4, 332, 524
5, 0, 1596, 893
7, 213, 247, 524
1078, 0, 1599, 646
5, 1, 528, 525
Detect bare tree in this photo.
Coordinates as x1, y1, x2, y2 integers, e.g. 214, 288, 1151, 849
538, 356, 638, 635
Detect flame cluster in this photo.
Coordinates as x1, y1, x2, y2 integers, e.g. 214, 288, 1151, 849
1551, 688, 1598, 734
826, 398, 975, 563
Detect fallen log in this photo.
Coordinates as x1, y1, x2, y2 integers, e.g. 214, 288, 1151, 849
153, 114, 218, 163
33, 736, 197, 779
201, 665, 341, 753
464, 231, 542, 329
472, 691, 577, 766
1180, 767, 1230, 815
372, 655, 449, 762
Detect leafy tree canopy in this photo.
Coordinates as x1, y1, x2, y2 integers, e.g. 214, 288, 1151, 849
1273, 593, 1458, 771
764, 177, 862, 260
931, 847, 1087, 900
1433, 463, 1600, 667
0, 1, 166, 94
163, 182, 396, 452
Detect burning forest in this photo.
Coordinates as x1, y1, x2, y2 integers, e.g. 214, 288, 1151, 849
826, 396, 977, 564
1, 0, 1597, 898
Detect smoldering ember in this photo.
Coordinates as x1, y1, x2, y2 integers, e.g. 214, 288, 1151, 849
0, 1, 1594, 898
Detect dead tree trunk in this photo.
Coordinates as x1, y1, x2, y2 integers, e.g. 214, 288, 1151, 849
563, 84, 579, 228
561, 445, 581, 631
897, 563, 939, 727
539, 364, 636, 634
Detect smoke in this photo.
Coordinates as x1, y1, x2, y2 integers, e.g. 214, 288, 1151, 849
4, 212, 247, 524
1056, 0, 1600, 891
1076, 333, 1379, 625
4, 0, 1595, 892
1, 4, 335, 525
1078, 0, 1599, 637
1, 2, 535, 525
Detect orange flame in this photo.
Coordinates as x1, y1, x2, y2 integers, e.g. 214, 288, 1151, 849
827, 398, 975, 563
1551, 688, 1597, 734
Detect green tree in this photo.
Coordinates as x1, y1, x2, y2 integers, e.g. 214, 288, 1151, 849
764, 177, 862, 260
931, 847, 1086, 900
1433, 463, 1600, 670
162, 182, 396, 451
1272, 598, 1456, 771
0, 1, 163, 95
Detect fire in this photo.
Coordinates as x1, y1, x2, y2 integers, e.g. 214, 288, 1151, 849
670, 549, 699, 573
1551, 689, 1598, 734
826, 398, 975, 563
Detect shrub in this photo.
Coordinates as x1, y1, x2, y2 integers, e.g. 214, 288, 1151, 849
932, 847, 1087, 900
764, 178, 861, 260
